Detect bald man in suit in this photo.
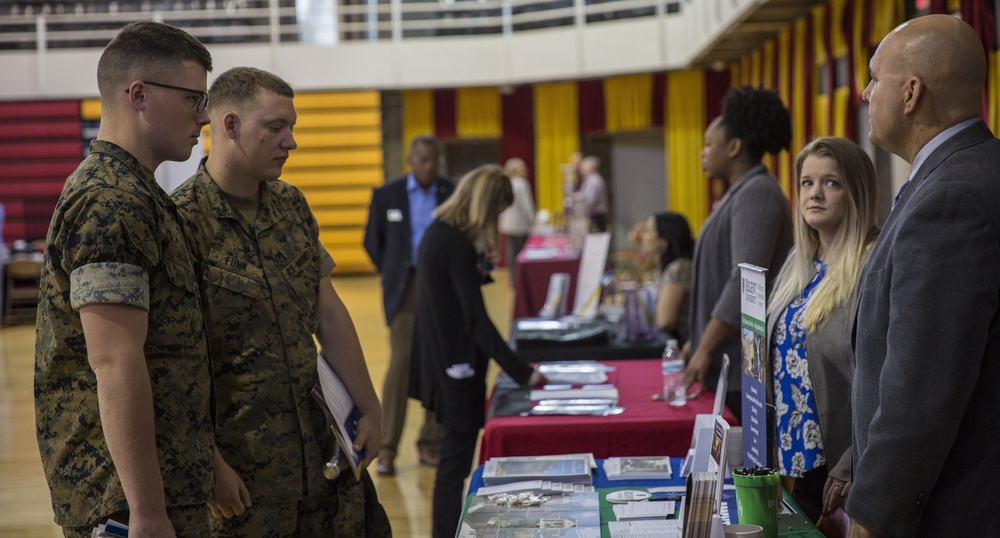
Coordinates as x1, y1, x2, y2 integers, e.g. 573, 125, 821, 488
849, 15, 1000, 537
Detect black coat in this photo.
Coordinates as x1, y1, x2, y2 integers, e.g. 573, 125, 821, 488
363, 175, 454, 323
408, 221, 534, 432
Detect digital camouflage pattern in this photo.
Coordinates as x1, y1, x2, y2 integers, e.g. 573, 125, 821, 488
172, 162, 391, 535
62, 504, 208, 538
208, 465, 390, 536
34, 140, 214, 528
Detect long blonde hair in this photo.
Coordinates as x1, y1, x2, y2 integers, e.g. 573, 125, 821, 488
767, 137, 879, 332
433, 164, 513, 256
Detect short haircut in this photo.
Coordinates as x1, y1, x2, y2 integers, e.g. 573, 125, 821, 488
97, 21, 212, 103
720, 86, 792, 161
410, 134, 440, 152
209, 66, 294, 110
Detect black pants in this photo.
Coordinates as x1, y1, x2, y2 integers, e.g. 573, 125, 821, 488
791, 464, 829, 523
432, 424, 479, 538
726, 390, 743, 421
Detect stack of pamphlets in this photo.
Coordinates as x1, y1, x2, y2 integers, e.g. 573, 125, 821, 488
91, 519, 128, 537
603, 456, 673, 481
528, 384, 620, 416
482, 454, 594, 486
458, 491, 601, 538
681, 471, 717, 538
535, 361, 611, 385
475, 480, 596, 496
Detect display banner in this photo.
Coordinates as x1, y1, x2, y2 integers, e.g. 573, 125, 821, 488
738, 263, 771, 468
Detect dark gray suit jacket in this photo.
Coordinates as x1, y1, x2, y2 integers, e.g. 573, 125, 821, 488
848, 120, 1000, 536
690, 164, 793, 395
363, 175, 454, 324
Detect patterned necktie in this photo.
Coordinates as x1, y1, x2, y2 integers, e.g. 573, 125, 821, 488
893, 178, 911, 209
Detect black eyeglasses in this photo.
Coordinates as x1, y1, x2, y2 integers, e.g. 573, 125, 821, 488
124, 80, 209, 113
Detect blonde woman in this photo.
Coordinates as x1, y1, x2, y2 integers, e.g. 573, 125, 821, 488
765, 137, 879, 522
409, 164, 546, 538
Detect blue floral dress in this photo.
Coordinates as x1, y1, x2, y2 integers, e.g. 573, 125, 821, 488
772, 260, 826, 477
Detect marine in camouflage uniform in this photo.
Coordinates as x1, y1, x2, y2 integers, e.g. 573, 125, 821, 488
34, 140, 215, 536
172, 160, 391, 536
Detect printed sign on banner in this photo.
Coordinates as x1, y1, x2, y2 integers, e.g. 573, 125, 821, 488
738, 263, 771, 469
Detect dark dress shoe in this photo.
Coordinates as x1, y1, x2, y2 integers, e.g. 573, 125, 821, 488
418, 448, 439, 467
376, 459, 395, 476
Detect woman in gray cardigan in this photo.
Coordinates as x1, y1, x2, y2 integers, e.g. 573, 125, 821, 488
684, 86, 794, 419
766, 137, 879, 522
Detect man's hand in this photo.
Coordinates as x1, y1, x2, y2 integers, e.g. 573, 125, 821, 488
353, 412, 381, 469
207, 450, 251, 519
822, 476, 851, 515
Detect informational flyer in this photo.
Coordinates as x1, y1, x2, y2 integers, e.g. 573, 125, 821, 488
573, 232, 611, 319
738, 263, 770, 469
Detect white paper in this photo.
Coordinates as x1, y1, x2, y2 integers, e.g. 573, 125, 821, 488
573, 232, 611, 319
613, 501, 675, 520
608, 519, 682, 538
314, 352, 363, 479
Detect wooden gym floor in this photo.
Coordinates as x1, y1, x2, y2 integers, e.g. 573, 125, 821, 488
0, 272, 515, 536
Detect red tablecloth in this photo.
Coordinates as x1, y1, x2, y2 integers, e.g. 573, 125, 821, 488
512, 233, 581, 318
479, 359, 739, 464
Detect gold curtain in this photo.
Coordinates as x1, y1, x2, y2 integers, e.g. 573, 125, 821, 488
871, 0, 904, 45
793, 18, 809, 153
666, 70, 708, 234
402, 90, 434, 150
776, 30, 793, 198
812, 4, 831, 138
829, 0, 850, 138
852, 0, 870, 99
991, 51, 1000, 133
456, 87, 501, 138
533, 82, 579, 214
604, 74, 653, 132
750, 50, 763, 88
762, 40, 776, 89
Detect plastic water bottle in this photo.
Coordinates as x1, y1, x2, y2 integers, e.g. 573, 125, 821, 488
661, 339, 686, 406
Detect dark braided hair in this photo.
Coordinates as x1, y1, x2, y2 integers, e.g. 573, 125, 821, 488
720, 86, 792, 162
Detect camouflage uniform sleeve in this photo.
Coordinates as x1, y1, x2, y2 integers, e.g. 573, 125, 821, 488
70, 262, 150, 310
318, 239, 336, 278
60, 188, 159, 311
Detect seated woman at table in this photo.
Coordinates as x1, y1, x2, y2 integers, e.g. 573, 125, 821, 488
409, 164, 547, 538
765, 137, 879, 522
638, 210, 694, 342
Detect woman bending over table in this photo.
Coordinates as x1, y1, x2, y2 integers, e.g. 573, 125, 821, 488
409, 164, 546, 538
765, 137, 879, 522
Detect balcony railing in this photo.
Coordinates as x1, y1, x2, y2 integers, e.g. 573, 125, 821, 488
0, 0, 686, 50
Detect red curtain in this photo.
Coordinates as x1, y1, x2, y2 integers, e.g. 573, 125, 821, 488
499, 85, 535, 191
433, 89, 456, 139
577, 79, 605, 133
652, 72, 667, 128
